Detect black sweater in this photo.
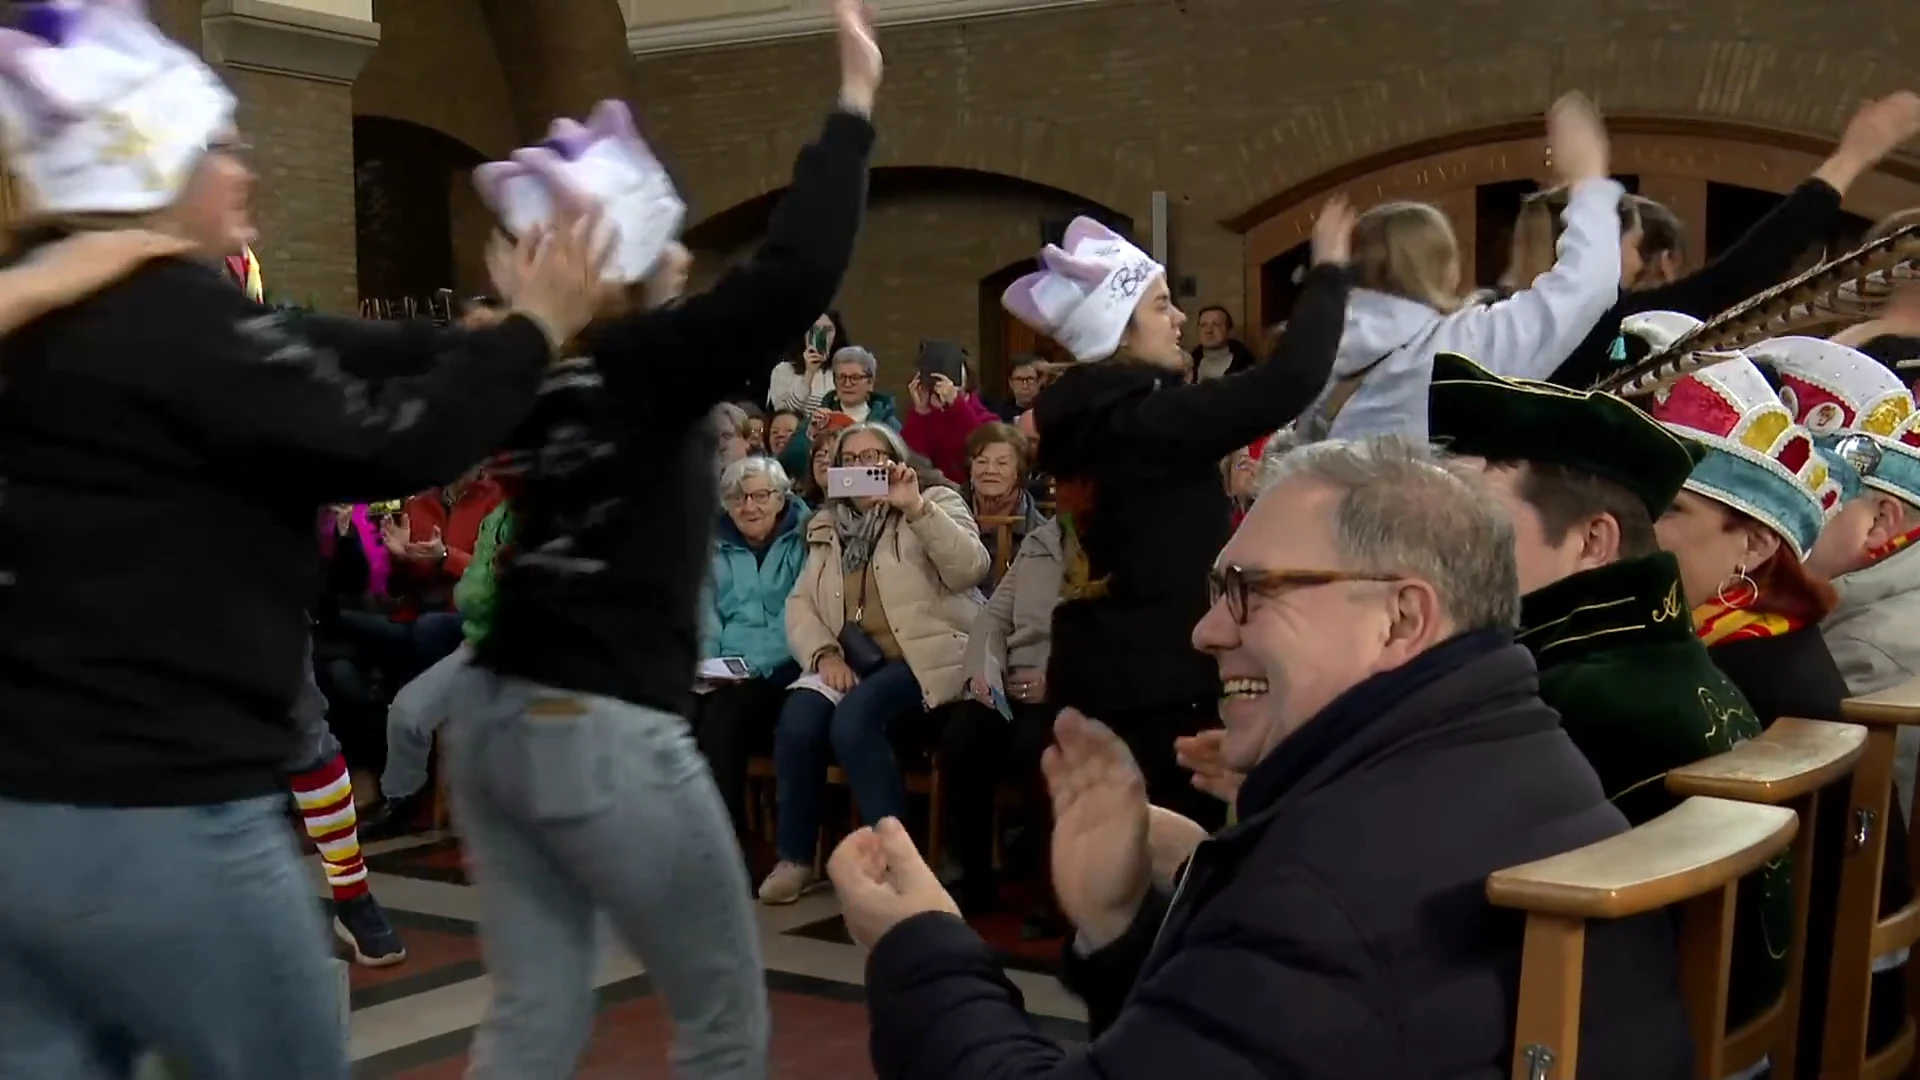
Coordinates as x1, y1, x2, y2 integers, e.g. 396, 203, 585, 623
1549, 178, 1843, 389
474, 109, 873, 714
1034, 264, 1348, 715
0, 256, 554, 806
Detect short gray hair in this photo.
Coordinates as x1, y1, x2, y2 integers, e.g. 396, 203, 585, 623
831, 346, 878, 379
720, 455, 792, 500
1260, 435, 1519, 632
830, 422, 911, 475
712, 401, 749, 435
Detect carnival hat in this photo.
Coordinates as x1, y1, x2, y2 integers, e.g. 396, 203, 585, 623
473, 99, 685, 285
1002, 217, 1164, 363
0, 0, 235, 217
1747, 334, 1920, 508
1625, 312, 1841, 558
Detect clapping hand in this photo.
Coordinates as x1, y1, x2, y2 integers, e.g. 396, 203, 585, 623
1545, 91, 1609, 185
380, 513, 412, 557
1173, 728, 1245, 804
828, 817, 959, 949
404, 526, 447, 563
1835, 92, 1920, 176
834, 0, 882, 117
1043, 708, 1152, 949
488, 210, 610, 354
1309, 195, 1355, 267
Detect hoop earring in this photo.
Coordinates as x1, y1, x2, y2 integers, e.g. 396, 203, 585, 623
1717, 563, 1759, 609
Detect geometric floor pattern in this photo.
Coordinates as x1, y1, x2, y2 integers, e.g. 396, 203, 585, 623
340, 834, 1088, 1077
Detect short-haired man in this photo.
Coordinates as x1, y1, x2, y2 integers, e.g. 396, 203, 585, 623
827, 435, 1690, 1079
991, 353, 1045, 422
1426, 352, 1790, 1030
1188, 303, 1256, 382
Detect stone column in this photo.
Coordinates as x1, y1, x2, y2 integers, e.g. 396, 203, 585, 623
200, 0, 380, 312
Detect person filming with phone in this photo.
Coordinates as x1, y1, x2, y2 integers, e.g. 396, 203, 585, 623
760, 422, 990, 904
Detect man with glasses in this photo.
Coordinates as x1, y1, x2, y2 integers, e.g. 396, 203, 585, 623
826, 433, 1690, 1078
990, 354, 1045, 421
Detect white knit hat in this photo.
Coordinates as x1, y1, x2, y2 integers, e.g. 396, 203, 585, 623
1001, 217, 1165, 363
472, 99, 686, 285
0, 0, 235, 217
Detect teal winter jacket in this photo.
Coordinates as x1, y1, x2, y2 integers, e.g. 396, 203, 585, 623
701, 499, 809, 677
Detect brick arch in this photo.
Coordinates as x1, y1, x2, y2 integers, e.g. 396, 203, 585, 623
681, 105, 1153, 233
1229, 117, 1920, 330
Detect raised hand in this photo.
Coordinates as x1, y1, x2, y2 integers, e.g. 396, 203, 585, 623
885, 461, 924, 515
1173, 728, 1245, 804
827, 817, 959, 949
834, 0, 882, 117
1043, 708, 1152, 949
1310, 195, 1355, 267
498, 211, 609, 353
1545, 91, 1608, 185
1820, 92, 1920, 194
908, 375, 931, 415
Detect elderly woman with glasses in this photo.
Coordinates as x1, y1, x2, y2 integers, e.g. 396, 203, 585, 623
776, 345, 902, 479
694, 457, 811, 844
759, 422, 990, 903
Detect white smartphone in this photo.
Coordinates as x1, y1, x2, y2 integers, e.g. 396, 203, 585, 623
826, 465, 890, 498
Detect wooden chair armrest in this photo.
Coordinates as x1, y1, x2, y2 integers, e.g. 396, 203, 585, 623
1843, 674, 1920, 727
1487, 796, 1797, 920
1667, 718, 1867, 804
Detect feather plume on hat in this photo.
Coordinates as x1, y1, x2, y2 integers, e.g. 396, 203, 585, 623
472, 99, 685, 285
1596, 226, 1920, 400
0, 0, 235, 217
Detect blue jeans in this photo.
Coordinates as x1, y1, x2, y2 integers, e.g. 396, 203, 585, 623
447, 667, 767, 1079
773, 659, 923, 863
378, 644, 471, 800
0, 795, 347, 1079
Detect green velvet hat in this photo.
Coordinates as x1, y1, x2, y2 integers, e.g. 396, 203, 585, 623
1427, 352, 1706, 517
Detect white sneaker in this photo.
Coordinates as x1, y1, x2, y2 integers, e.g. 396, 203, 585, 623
757, 861, 818, 905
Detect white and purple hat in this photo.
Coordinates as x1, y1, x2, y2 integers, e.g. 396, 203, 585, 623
0, 0, 235, 217
472, 99, 685, 285
1002, 217, 1164, 363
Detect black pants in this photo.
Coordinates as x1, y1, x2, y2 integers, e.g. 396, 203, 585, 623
940, 698, 1057, 897
691, 663, 800, 839
1093, 696, 1229, 832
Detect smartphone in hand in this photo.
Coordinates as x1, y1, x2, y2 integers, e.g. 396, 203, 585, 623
826, 465, 890, 498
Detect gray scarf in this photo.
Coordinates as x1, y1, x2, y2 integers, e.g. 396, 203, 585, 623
832, 501, 889, 577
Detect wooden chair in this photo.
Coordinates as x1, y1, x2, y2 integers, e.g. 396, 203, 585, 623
1830, 678, 1920, 1079
1666, 717, 1869, 1079
1488, 796, 1799, 1080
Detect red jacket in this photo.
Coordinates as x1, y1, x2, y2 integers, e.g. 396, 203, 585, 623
902, 392, 998, 480
399, 477, 505, 593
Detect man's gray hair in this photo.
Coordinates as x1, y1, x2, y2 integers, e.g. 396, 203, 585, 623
720, 454, 792, 500
832, 346, 878, 379
1261, 435, 1519, 632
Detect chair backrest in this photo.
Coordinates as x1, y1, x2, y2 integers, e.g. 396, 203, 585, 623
1831, 679, 1920, 1079
1488, 796, 1799, 1080
1667, 717, 1869, 1080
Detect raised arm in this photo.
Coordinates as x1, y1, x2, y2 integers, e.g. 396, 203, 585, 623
1101, 260, 1350, 462
593, 1, 880, 415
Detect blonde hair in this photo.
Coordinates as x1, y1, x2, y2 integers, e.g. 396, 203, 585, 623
1500, 188, 1641, 291
1352, 202, 1464, 313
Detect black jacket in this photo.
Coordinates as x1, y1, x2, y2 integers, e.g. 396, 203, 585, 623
1549, 178, 1843, 389
864, 635, 1693, 1080
1034, 264, 1346, 715
474, 109, 873, 713
0, 255, 553, 806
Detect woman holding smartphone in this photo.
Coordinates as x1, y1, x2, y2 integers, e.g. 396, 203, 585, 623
767, 311, 847, 411
762, 422, 991, 904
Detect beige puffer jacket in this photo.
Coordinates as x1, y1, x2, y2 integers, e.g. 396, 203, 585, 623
786, 485, 991, 708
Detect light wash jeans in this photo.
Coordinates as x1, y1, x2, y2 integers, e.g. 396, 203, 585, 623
0, 795, 348, 1080
446, 666, 768, 1078
380, 643, 471, 801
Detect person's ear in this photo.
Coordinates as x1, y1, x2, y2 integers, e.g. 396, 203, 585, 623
1737, 519, 1783, 568
1578, 512, 1623, 569
1382, 579, 1444, 660
1867, 494, 1911, 550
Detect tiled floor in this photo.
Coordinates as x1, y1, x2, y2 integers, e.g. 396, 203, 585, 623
339, 833, 1088, 1077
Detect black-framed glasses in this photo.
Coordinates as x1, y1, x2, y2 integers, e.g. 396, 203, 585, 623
835, 371, 872, 384
728, 488, 779, 508
839, 449, 890, 467
1207, 563, 1403, 624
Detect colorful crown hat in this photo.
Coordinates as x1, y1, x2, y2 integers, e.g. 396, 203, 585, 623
0, 0, 234, 216
1745, 334, 1920, 508
1631, 312, 1839, 559
1001, 217, 1164, 363
472, 99, 685, 285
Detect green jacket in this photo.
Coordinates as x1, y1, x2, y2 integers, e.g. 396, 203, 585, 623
777, 390, 903, 477
454, 502, 511, 647
1521, 552, 1790, 1027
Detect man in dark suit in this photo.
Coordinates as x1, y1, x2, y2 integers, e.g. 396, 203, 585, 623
825, 434, 1693, 1080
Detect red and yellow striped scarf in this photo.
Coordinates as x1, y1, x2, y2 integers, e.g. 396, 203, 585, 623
1692, 601, 1805, 648
1864, 525, 1920, 566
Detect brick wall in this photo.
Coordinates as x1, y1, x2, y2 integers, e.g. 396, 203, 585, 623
229, 70, 359, 311
629, 0, 1920, 391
